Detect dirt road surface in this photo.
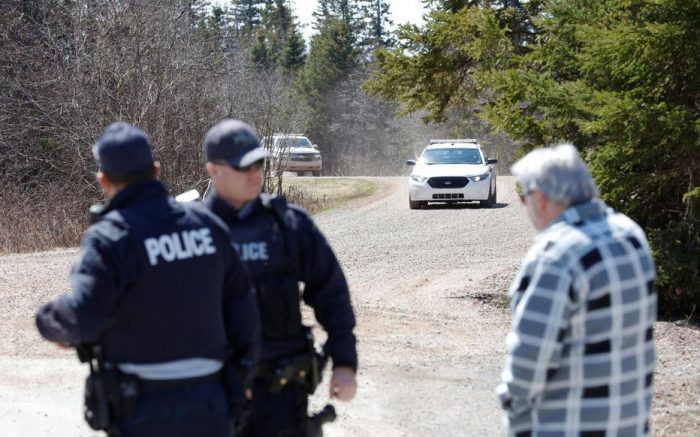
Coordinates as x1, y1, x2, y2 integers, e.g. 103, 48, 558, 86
1, 176, 698, 436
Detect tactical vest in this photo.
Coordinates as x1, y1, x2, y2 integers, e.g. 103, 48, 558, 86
230, 196, 303, 341
96, 203, 231, 364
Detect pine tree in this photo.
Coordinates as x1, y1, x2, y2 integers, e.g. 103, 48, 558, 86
251, 30, 271, 67
281, 20, 306, 71
300, 0, 395, 174
230, 0, 264, 37
358, 0, 395, 52
246, 0, 306, 70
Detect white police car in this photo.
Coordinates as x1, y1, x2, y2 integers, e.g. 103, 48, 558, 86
407, 139, 498, 209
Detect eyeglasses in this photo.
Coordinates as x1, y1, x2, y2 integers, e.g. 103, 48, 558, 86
519, 189, 536, 203
232, 159, 265, 173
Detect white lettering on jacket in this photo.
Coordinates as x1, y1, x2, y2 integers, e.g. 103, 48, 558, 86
234, 241, 269, 262
144, 228, 217, 266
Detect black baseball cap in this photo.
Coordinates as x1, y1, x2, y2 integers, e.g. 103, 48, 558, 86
203, 119, 269, 168
92, 122, 154, 175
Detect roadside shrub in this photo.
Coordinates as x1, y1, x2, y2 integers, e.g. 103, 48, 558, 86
649, 221, 700, 322
0, 185, 93, 253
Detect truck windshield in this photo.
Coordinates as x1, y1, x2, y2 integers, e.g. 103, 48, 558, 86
275, 137, 312, 149
421, 148, 482, 165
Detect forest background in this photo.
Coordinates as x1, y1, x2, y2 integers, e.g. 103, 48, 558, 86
0, 0, 697, 321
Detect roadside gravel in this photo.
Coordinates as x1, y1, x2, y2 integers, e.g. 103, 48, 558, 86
0, 176, 698, 436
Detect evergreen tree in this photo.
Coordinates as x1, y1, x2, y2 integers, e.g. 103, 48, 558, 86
281, 20, 306, 71
251, 30, 272, 67
367, 0, 700, 319
230, 0, 264, 36
301, 1, 361, 96
298, 1, 365, 173
358, 0, 395, 52
244, 0, 306, 70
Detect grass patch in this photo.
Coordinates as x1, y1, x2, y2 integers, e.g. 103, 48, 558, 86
282, 177, 378, 214
0, 177, 378, 254
0, 186, 90, 255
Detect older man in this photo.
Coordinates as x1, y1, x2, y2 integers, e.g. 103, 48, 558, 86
497, 144, 657, 436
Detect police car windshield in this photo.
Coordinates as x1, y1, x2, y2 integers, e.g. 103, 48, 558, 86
421, 148, 482, 165
275, 137, 312, 149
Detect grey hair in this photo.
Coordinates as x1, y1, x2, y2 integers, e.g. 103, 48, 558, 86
510, 143, 599, 207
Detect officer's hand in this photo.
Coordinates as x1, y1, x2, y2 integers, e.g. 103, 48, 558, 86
56, 342, 72, 350
330, 367, 356, 401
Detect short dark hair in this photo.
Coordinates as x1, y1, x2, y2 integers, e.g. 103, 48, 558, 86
103, 165, 156, 186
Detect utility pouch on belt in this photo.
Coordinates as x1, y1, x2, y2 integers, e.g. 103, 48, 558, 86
78, 344, 139, 431
78, 344, 112, 431
262, 328, 328, 395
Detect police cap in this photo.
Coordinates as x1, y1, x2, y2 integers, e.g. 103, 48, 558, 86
203, 119, 269, 168
92, 122, 154, 176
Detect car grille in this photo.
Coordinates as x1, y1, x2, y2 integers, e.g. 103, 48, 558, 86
289, 154, 315, 161
432, 193, 465, 200
427, 177, 468, 188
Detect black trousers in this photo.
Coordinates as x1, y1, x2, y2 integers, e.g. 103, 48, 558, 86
116, 382, 233, 437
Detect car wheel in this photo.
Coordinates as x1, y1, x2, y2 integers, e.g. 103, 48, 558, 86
312, 171, 321, 177
409, 198, 422, 210
480, 184, 497, 208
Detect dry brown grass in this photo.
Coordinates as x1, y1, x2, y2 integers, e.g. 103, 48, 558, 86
0, 178, 378, 254
282, 176, 377, 214
0, 186, 93, 254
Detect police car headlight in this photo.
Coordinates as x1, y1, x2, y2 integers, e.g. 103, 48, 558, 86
410, 174, 428, 184
313, 154, 322, 160
469, 171, 490, 182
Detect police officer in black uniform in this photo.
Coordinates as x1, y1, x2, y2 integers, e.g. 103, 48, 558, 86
202, 119, 358, 437
35, 122, 260, 437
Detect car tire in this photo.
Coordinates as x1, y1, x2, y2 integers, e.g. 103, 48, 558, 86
409, 198, 422, 210
480, 184, 497, 208
312, 171, 321, 177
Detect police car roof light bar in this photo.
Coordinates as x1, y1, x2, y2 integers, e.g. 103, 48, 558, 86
429, 139, 478, 144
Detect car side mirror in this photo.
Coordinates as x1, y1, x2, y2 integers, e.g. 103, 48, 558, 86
486, 158, 498, 164
312, 144, 318, 149
406, 160, 417, 166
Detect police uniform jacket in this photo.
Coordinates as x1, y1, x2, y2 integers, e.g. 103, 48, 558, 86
36, 180, 260, 370
205, 193, 358, 371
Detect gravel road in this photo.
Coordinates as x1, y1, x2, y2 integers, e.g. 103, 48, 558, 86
1, 176, 698, 436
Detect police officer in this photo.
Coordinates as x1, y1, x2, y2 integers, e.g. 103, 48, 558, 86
35, 122, 260, 437
202, 119, 358, 437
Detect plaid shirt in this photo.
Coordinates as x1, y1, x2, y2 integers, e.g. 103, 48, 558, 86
497, 199, 657, 436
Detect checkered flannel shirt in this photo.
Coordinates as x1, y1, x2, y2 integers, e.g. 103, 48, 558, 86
497, 199, 657, 437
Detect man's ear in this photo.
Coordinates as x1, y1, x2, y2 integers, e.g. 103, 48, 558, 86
205, 162, 218, 178
153, 161, 161, 178
531, 190, 548, 213
97, 171, 113, 195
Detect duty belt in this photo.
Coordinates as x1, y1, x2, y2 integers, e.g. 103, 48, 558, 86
137, 370, 223, 393
258, 353, 312, 394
